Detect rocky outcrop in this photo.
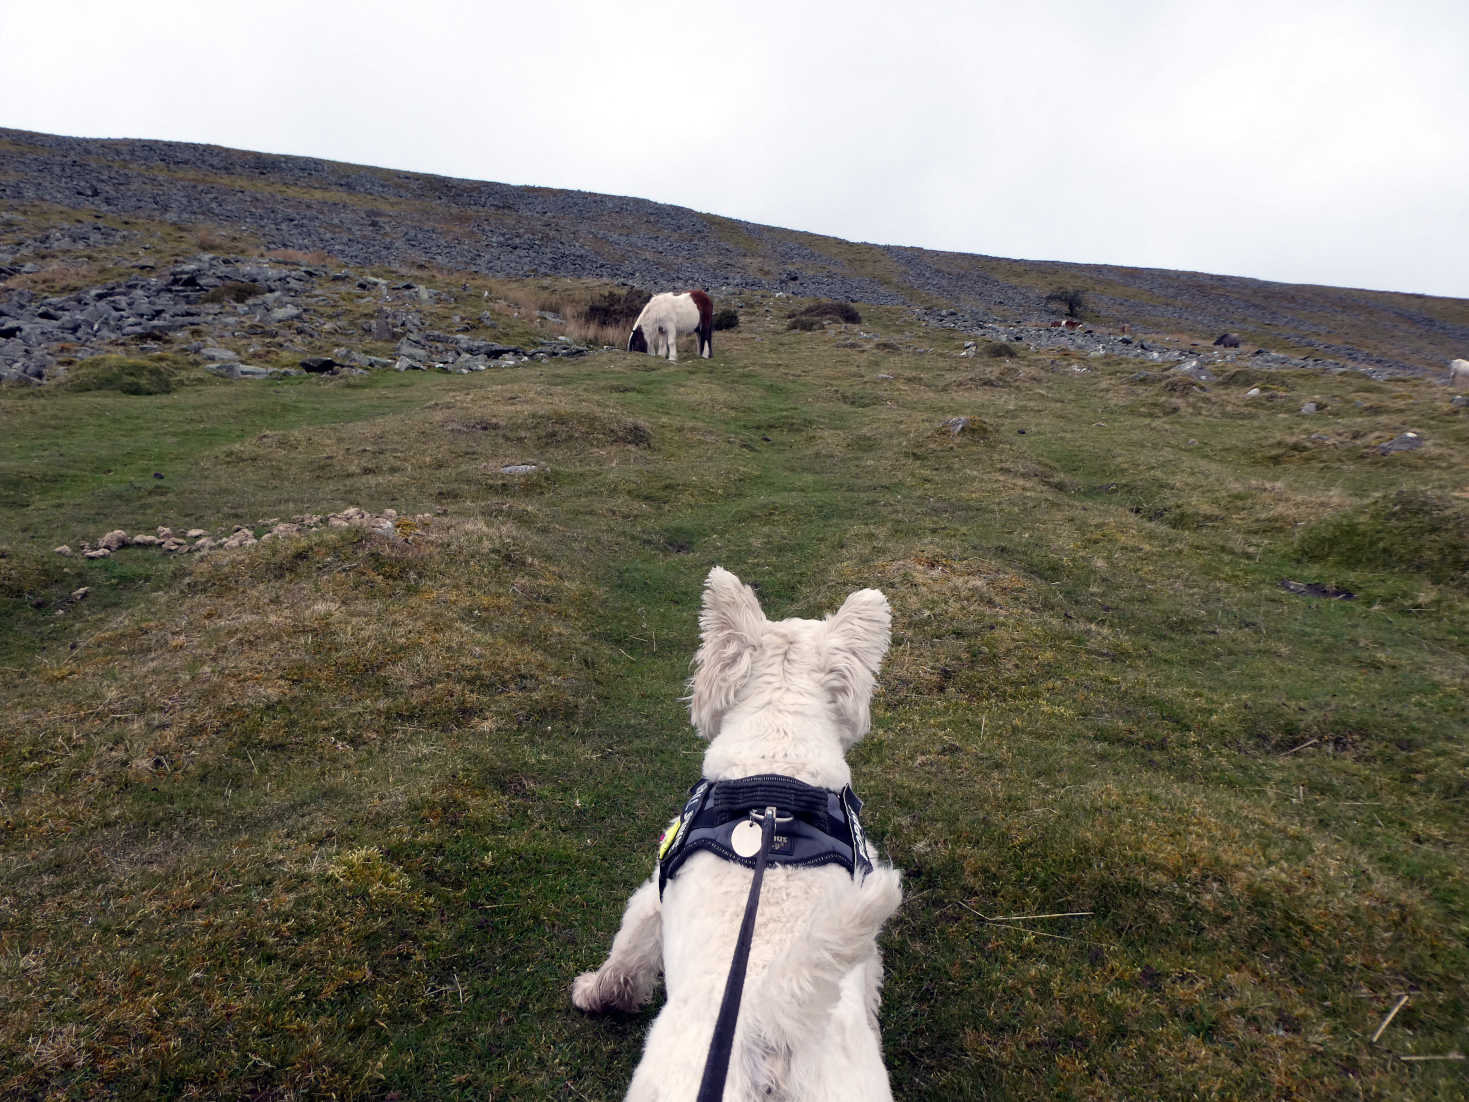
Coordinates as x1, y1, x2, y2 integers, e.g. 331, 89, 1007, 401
60, 507, 432, 558
0, 250, 590, 383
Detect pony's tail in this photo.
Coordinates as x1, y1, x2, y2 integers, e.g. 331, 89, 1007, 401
689, 289, 714, 358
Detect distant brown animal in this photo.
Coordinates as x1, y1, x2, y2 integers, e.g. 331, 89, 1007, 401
1214, 333, 1241, 348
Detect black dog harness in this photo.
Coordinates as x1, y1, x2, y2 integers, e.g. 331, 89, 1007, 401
657, 774, 873, 898
658, 774, 879, 1101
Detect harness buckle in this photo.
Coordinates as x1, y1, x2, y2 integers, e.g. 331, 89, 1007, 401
749, 806, 791, 824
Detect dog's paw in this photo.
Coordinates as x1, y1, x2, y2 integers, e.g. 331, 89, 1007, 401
572, 968, 651, 1013
571, 970, 607, 1013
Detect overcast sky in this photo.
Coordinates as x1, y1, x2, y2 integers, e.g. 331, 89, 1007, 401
5, 0, 1466, 298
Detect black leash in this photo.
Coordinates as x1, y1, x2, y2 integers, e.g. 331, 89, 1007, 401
695, 806, 776, 1102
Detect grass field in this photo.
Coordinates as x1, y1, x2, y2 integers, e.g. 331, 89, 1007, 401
2, 294, 1466, 1099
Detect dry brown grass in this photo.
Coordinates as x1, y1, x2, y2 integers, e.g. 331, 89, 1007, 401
266, 247, 335, 266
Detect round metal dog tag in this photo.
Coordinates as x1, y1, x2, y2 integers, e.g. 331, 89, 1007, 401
731, 819, 764, 858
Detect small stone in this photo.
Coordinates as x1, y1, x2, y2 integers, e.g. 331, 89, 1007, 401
1301, 402, 1320, 414
157, 526, 174, 539
99, 529, 128, 551
186, 529, 206, 539
71, 586, 90, 601
1378, 431, 1424, 455
129, 534, 161, 547
54, 544, 73, 556
1245, 387, 1261, 397
84, 548, 112, 559
500, 464, 538, 475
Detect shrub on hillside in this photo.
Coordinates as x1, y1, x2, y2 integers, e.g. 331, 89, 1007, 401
789, 301, 861, 325
712, 309, 739, 331
984, 340, 1018, 358
1295, 490, 1469, 587
582, 286, 648, 329
1045, 287, 1087, 319
787, 316, 825, 331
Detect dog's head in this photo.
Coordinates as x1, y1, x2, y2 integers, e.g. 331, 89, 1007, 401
687, 566, 891, 747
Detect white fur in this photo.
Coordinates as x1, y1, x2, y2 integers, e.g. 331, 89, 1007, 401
629, 292, 710, 362
573, 567, 902, 1101
1448, 358, 1469, 389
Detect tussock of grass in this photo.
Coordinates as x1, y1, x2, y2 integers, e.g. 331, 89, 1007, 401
61, 354, 209, 395
1296, 490, 1469, 587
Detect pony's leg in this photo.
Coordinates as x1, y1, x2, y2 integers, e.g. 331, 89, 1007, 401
665, 325, 678, 363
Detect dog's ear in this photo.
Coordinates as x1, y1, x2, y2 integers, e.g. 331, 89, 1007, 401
823, 588, 891, 744
687, 567, 766, 738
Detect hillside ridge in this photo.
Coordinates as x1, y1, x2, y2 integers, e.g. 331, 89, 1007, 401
2, 126, 1466, 377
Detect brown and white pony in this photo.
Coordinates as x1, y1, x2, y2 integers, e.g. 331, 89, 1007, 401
627, 290, 713, 361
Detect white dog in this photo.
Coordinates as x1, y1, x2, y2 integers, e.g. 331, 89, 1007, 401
573, 567, 903, 1101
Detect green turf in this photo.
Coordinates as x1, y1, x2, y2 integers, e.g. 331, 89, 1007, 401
2, 291, 1466, 1099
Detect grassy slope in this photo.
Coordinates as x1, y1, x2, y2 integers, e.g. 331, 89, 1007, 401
2, 296, 1467, 1100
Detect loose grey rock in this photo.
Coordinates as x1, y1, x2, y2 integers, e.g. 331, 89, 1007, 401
1378, 432, 1424, 454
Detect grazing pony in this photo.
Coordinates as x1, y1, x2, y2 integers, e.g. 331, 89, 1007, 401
1447, 358, 1469, 389
628, 290, 713, 361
